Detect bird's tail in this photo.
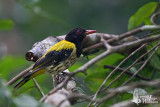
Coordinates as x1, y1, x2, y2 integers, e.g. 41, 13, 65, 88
14, 68, 46, 89
14, 72, 33, 89
14, 78, 30, 89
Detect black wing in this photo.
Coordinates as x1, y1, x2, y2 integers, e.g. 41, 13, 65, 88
32, 49, 73, 70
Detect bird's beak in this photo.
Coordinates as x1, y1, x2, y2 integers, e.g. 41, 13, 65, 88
85, 30, 97, 35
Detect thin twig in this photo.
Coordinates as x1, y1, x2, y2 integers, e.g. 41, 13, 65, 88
33, 78, 45, 97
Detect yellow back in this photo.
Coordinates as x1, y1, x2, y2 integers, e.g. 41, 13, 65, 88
43, 40, 76, 56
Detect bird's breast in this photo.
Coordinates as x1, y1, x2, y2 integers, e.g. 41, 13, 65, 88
46, 49, 78, 75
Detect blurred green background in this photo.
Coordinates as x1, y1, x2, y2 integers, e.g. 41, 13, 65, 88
0, 0, 159, 106
0, 0, 154, 56
0, 0, 154, 84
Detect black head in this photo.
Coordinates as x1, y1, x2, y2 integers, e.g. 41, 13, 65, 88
65, 28, 96, 44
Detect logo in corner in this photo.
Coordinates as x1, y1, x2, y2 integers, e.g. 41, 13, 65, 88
132, 88, 158, 105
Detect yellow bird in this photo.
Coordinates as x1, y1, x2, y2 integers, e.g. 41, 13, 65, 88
14, 28, 96, 89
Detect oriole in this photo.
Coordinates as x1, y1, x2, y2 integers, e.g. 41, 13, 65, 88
14, 28, 96, 89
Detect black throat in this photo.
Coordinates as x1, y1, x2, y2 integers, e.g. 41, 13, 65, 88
65, 30, 85, 58
65, 38, 82, 57
74, 42, 82, 57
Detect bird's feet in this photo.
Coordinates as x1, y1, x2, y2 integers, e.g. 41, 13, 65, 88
55, 72, 69, 84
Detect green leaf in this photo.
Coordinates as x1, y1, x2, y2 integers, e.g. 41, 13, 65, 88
128, 2, 157, 30
130, 67, 137, 73
144, 18, 152, 25
0, 19, 14, 31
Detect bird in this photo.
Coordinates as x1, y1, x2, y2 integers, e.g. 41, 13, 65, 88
14, 27, 96, 89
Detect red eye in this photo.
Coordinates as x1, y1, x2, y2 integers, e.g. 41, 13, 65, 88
77, 30, 82, 34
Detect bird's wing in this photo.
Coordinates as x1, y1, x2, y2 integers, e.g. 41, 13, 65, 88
32, 40, 76, 71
